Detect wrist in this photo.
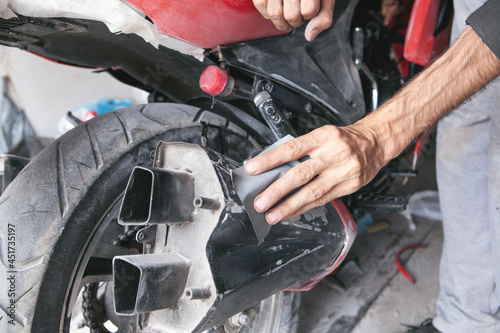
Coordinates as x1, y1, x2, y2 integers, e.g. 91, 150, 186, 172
339, 117, 389, 173
353, 104, 404, 165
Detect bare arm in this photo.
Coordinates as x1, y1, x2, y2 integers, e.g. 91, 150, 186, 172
252, 0, 335, 41
245, 26, 500, 224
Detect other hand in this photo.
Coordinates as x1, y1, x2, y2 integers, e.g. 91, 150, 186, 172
381, 0, 400, 27
244, 124, 386, 224
253, 0, 335, 41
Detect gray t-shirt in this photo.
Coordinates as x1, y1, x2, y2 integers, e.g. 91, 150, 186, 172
467, 0, 500, 59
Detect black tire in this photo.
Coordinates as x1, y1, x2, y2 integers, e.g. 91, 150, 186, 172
0, 104, 298, 333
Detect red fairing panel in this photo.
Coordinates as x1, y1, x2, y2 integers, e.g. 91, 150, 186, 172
404, 0, 452, 67
284, 200, 358, 292
126, 0, 289, 49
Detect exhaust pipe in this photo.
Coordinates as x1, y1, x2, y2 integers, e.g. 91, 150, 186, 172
113, 254, 190, 315
118, 166, 195, 224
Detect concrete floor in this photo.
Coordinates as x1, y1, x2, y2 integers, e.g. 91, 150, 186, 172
352, 221, 442, 333
1, 46, 444, 333
299, 216, 442, 333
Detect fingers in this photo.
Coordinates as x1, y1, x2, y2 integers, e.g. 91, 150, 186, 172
264, 173, 336, 224
300, 0, 321, 20
283, 0, 305, 27
381, 0, 399, 27
282, 178, 362, 221
257, 180, 330, 225
261, 163, 362, 224
253, 0, 270, 19
245, 134, 318, 176
253, 157, 325, 213
305, 0, 335, 41
267, 0, 293, 31
253, 0, 332, 38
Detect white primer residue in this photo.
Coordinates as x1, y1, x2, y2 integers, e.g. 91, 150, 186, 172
2, 0, 204, 59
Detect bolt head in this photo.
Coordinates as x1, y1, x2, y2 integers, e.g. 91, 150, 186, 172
264, 83, 273, 92
238, 313, 250, 326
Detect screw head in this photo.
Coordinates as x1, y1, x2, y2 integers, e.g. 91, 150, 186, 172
304, 102, 312, 113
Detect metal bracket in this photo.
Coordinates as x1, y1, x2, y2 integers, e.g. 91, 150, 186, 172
253, 91, 297, 140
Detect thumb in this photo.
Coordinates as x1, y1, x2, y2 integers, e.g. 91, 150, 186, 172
304, 0, 334, 41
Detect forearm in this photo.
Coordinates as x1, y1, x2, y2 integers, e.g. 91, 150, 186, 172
358, 26, 500, 163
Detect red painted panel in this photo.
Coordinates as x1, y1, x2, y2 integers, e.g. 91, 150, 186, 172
126, 0, 289, 49
404, 0, 452, 67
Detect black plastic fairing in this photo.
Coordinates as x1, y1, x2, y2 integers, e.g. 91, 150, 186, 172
207, 206, 345, 292
220, 0, 364, 126
195, 148, 346, 331
199, 204, 345, 331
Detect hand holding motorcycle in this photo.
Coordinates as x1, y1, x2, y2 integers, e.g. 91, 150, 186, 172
245, 123, 387, 224
252, 0, 335, 41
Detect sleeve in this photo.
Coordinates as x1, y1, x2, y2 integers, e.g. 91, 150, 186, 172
467, 0, 500, 59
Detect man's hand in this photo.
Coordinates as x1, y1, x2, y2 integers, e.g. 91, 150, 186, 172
244, 124, 386, 224
253, 0, 335, 41
244, 26, 500, 226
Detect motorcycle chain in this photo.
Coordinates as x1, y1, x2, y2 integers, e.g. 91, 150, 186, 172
111, 225, 142, 247
82, 283, 108, 333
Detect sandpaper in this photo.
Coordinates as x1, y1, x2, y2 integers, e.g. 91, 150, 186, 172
231, 135, 301, 244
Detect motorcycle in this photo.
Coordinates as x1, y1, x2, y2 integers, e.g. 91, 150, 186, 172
0, 0, 452, 332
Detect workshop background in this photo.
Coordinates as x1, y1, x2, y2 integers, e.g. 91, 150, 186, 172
0, 46, 443, 333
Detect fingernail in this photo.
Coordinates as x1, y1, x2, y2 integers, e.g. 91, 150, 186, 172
245, 161, 260, 174
267, 210, 282, 224
308, 29, 318, 42
255, 196, 270, 212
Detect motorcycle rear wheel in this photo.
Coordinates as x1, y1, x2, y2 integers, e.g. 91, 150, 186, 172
0, 104, 299, 333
